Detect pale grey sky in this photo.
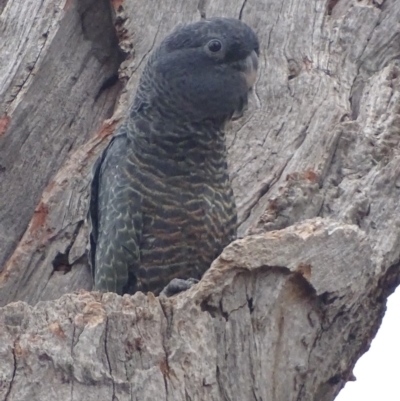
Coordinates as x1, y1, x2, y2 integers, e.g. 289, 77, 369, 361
335, 287, 400, 401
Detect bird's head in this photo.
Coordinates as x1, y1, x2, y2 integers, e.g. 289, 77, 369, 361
133, 18, 259, 126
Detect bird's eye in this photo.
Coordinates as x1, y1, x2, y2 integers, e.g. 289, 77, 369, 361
207, 39, 222, 53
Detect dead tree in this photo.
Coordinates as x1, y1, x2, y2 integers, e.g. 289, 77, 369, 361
0, 0, 399, 400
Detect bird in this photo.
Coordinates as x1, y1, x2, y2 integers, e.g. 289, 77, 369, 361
88, 17, 259, 296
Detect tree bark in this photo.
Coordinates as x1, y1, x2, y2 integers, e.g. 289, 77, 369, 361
0, 0, 399, 400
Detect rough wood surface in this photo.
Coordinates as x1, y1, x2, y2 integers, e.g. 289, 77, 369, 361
1, 219, 396, 401
0, 0, 400, 399
0, 0, 122, 270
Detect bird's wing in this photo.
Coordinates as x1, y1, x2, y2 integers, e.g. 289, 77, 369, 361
89, 128, 142, 294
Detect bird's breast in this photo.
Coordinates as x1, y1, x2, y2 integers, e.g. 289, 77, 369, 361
126, 151, 236, 294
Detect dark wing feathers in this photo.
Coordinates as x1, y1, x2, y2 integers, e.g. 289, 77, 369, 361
89, 130, 142, 294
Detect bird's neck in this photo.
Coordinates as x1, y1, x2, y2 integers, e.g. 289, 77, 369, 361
126, 110, 228, 167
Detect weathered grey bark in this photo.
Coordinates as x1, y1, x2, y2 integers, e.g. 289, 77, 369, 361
0, 219, 394, 401
0, 0, 399, 400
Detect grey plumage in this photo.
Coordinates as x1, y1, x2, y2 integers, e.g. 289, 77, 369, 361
89, 17, 259, 295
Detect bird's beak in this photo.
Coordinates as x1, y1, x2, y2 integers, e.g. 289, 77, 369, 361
242, 50, 259, 90
231, 50, 259, 121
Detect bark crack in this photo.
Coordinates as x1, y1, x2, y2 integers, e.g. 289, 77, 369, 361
4, 342, 17, 401
197, 0, 207, 19
267, 1, 285, 50
226, 301, 248, 319
216, 365, 229, 401
7, 5, 50, 110
71, 321, 76, 356
104, 317, 116, 401
238, 0, 248, 20
159, 299, 172, 400
132, 20, 162, 74
246, 283, 258, 401
70, 320, 76, 401
228, 111, 257, 151
272, 311, 284, 401
238, 153, 294, 226
311, 0, 318, 50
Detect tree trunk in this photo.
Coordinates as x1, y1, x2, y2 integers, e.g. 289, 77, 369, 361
0, 0, 399, 400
